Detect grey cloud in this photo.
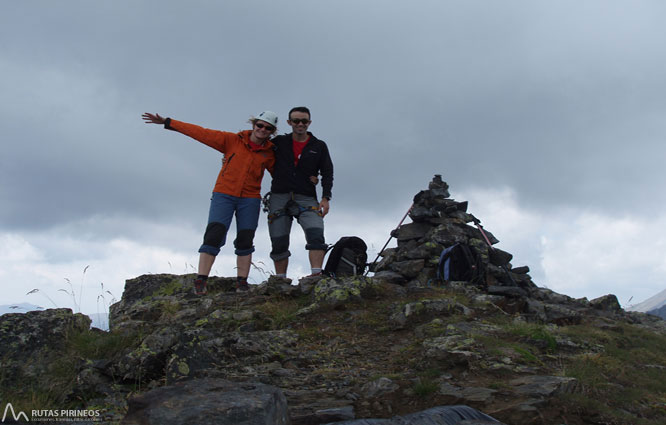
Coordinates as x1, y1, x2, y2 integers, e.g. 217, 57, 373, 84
3, 0, 666, 235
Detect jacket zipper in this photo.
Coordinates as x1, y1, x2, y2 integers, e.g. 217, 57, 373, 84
221, 153, 235, 177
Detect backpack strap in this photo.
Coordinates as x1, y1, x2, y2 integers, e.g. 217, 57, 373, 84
436, 243, 459, 283
340, 256, 358, 275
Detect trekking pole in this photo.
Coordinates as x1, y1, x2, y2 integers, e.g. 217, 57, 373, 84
471, 216, 519, 286
473, 217, 495, 248
365, 203, 413, 276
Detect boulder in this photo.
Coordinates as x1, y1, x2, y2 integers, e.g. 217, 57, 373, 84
590, 294, 622, 311
389, 259, 425, 279
0, 308, 90, 388
396, 222, 432, 241
122, 378, 290, 425
488, 248, 513, 266
372, 270, 408, 286
509, 375, 579, 397
324, 405, 504, 424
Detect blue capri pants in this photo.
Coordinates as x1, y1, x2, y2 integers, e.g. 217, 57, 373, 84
198, 192, 261, 257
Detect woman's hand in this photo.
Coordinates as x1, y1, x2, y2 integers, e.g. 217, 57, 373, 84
142, 112, 166, 125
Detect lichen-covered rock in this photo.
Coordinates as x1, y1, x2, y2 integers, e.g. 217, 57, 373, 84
109, 274, 236, 330
423, 335, 482, 365
426, 223, 470, 246
109, 326, 182, 382
310, 277, 379, 310
0, 308, 90, 389
297, 274, 324, 295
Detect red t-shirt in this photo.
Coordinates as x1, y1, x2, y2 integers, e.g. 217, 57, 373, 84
248, 140, 264, 152
293, 136, 310, 166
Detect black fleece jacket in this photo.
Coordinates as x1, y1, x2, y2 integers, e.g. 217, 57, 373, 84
270, 132, 334, 200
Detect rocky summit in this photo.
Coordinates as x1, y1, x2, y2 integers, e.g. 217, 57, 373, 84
2, 176, 666, 425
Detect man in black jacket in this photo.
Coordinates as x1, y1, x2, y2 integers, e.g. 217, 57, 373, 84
268, 106, 334, 277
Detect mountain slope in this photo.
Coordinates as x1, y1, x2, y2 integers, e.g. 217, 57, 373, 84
626, 288, 666, 312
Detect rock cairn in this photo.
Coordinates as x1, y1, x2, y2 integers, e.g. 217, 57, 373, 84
373, 175, 537, 296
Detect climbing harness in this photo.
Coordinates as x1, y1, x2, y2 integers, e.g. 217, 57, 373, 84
263, 192, 323, 223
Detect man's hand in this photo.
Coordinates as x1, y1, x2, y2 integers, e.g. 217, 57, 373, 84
319, 198, 330, 217
142, 112, 166, 125
309, 175, 319, 185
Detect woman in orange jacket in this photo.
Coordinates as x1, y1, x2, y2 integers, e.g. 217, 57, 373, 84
142, 111, 277, 294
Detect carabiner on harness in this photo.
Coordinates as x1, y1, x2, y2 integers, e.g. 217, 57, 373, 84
267, 198, 322, 224
261, 192, 271, 214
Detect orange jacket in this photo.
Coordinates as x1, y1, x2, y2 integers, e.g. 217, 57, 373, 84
167, 119, 275, 198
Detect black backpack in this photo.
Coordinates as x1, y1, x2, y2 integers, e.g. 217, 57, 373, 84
324, 236, 368, 278
437, 243, 484, 284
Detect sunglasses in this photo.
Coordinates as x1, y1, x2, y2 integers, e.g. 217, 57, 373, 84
289, 118, 310, 125
255, 122, 275, 132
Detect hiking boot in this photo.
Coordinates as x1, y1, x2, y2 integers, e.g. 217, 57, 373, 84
236, 280, 249, 293
193, 278, 207, 295
306, 271, 323, 277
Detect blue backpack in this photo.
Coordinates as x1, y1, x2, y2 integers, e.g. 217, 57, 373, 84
437, 243, 484, 284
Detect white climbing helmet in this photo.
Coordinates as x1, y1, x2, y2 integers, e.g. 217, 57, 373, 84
254, 110, 278, 127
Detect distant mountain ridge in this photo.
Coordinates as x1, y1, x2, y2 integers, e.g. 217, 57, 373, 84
0, 303, 41, 315
647, 304, 666, 320
626, 288, 666, 314
1, 303, 109, 330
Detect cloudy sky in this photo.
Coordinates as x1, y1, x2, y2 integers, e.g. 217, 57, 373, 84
2, 1, 665, 315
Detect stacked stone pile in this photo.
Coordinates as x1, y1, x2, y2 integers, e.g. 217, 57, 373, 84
373, 175, 537, 296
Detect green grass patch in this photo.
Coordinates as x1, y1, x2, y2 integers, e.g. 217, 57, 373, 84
68, 328, 143, 359
473, 332, 545, 366
512, 346, 540, 364
507, 322, 558, 352
559, 323, 666, 423
0, 386, 74, 413
256, 296, 311, 329
413, 378, 439, 398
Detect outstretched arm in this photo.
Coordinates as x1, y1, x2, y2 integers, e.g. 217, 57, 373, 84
142, 113, 233, 153
142, 112, 166, 125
